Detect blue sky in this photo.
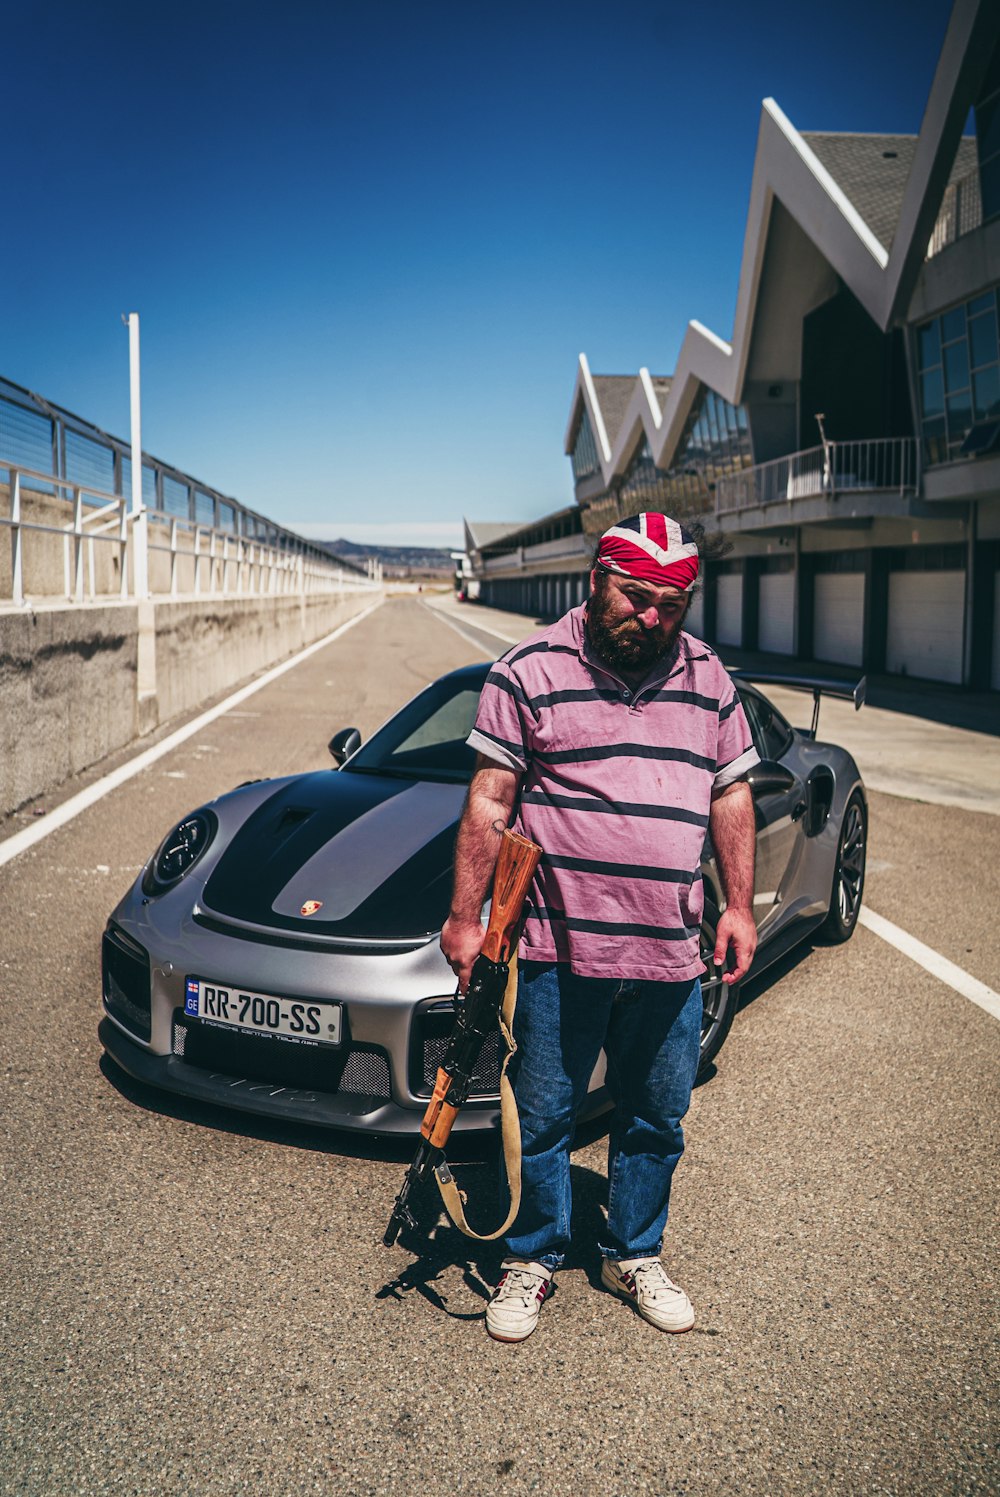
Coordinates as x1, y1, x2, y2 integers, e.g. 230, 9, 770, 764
4, 0, 953, 549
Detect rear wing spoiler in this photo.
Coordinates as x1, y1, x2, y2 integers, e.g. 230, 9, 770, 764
730, 671, 866, 740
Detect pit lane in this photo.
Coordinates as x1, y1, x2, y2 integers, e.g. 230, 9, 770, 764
1, 594, 996, 1496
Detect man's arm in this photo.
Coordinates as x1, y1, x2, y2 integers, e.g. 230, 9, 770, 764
709, 780, 757, 985
440, 754, 522, 992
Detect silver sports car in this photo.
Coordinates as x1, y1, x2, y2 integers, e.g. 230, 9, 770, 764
99, 663, 867, 1135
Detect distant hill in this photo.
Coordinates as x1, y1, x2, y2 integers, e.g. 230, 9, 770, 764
311, 538, 455, 575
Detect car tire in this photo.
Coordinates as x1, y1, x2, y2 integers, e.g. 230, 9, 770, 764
698, 901, 741, 1076
819, 790, 867, 944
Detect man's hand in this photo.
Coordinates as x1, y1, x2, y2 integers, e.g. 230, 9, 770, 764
709, 779, 757, 984
441, 914, 487, 994
713, 905, 756, 984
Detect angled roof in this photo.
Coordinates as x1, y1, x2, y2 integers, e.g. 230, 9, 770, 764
564, 0, 999, 488
802, 131, 977, 251
590, 376, 638, 448
463, 519, 523, 551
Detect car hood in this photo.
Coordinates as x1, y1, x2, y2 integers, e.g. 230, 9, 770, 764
201, 770, 466, 940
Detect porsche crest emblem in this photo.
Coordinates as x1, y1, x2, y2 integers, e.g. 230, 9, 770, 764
299, 900, 323, 917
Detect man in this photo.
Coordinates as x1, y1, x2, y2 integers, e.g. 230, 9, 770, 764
441, 512, 759, 1342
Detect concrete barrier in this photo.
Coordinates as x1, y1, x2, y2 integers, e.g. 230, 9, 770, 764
0, 588, 381, 819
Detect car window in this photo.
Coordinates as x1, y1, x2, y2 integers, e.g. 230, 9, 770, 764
738, 687, 793, 763
345, 679, 484, 781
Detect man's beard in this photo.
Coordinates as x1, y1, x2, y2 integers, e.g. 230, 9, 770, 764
586, 584, 685, 676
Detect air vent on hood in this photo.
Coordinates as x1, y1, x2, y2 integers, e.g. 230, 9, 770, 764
274, 806, 315, 837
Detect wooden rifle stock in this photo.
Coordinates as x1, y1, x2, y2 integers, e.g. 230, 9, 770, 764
382, 828, 542, 1247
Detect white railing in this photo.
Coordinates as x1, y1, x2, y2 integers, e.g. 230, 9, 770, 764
714, 438, 918, 515
1, 463, 379, 606
927, 166, 982, 259
481, 532, 589, 574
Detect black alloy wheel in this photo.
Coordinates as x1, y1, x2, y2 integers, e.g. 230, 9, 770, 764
820, 790, 867, 944
698, 901, 741, 1075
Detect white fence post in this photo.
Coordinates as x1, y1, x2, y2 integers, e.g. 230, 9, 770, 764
11, 468, 24, 606
118, 494, 128, 599
127, 312, 148, 598
72, 486, 85, 602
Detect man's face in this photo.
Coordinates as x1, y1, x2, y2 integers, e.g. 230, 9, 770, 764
586, 569, 690, 675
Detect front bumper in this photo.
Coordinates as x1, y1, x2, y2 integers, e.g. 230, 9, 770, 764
99, 1016, 503, 1138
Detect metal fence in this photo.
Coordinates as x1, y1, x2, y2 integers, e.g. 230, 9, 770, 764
0, 373, 365, 560
0, 375, 378, 605
714, 437, 918, 515
1, 462, 379, 606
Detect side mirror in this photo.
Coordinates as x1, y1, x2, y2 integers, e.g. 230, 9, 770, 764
747, 760, 797, 796
328, 727, 362, 766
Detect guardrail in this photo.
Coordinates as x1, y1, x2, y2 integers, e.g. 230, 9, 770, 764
1, 462, 378, 606
714, 437, 918, 515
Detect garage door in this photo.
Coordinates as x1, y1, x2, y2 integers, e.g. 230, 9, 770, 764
716, 574, 743, 646
886, 570, 965, 684
759, 573, 795, 654
814, 573, 864, 666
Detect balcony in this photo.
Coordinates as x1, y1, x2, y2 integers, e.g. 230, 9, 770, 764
480, 531, 590, 576
714, 438, 919, 522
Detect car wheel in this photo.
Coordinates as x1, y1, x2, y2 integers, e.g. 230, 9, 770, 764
820, 790, 867, 944
698, 902, 741, 1075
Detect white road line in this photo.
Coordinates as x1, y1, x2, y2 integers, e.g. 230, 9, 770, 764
859, 907, 1000, 1023
420, 601, 513, 656
0, 600, 383, 870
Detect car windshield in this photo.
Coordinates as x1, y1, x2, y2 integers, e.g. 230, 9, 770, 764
342, 672, 488, 783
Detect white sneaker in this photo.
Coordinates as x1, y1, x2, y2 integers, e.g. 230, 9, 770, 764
601, 1256, 695, 1333
486, 1259, 554, 1342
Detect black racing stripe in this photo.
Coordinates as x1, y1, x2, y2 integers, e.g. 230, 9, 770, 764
527, 907, 699, 941
526, 687, 621, 710
485, 669, 529, 706
504, 640, 579, 666
521, 788, 709, 826
543, 853, 697, 884
533, 743, 716, 771
719, 695, 740, 720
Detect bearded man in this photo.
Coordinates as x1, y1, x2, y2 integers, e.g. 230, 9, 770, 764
441, 512, 759, 1342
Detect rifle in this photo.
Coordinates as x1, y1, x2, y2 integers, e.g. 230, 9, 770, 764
383, 828, 542, 1248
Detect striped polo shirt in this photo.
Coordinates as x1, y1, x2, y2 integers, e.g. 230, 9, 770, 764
467, 604, 759, 982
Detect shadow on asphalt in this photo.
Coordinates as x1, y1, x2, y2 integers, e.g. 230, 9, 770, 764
373, 1153, 611, 1317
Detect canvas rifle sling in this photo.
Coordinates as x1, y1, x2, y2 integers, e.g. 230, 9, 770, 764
432, 954, 522, 1241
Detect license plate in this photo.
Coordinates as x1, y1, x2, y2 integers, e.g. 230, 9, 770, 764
184, 978, 342, 1047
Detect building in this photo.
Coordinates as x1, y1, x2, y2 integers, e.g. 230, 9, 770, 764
462, 510, 589, 614
470, 0, 1000, 689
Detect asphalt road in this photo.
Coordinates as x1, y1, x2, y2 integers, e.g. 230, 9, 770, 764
1, 596, 997, 1496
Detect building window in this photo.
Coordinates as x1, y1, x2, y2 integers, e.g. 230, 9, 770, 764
916, 287, 1000, 461
571, 409, 600, 480
975, 43, 1000, 223
578, 386, 750, 541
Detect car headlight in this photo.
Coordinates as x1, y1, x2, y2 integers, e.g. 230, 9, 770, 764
142, 809, 217, 895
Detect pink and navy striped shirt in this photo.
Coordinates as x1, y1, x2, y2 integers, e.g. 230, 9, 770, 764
468, 604, 759, 982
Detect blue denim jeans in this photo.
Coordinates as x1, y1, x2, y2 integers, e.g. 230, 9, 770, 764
502, 961, 702, 1270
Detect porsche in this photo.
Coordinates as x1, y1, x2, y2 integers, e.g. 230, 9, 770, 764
99, 662, 867, 1135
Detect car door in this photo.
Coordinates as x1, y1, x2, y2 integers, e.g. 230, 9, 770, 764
738, 686, 805, 936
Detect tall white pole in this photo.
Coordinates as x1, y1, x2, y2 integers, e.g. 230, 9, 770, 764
127, 313, 148, 597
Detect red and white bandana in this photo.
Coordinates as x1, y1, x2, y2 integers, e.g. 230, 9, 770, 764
597, 512, 700, 592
